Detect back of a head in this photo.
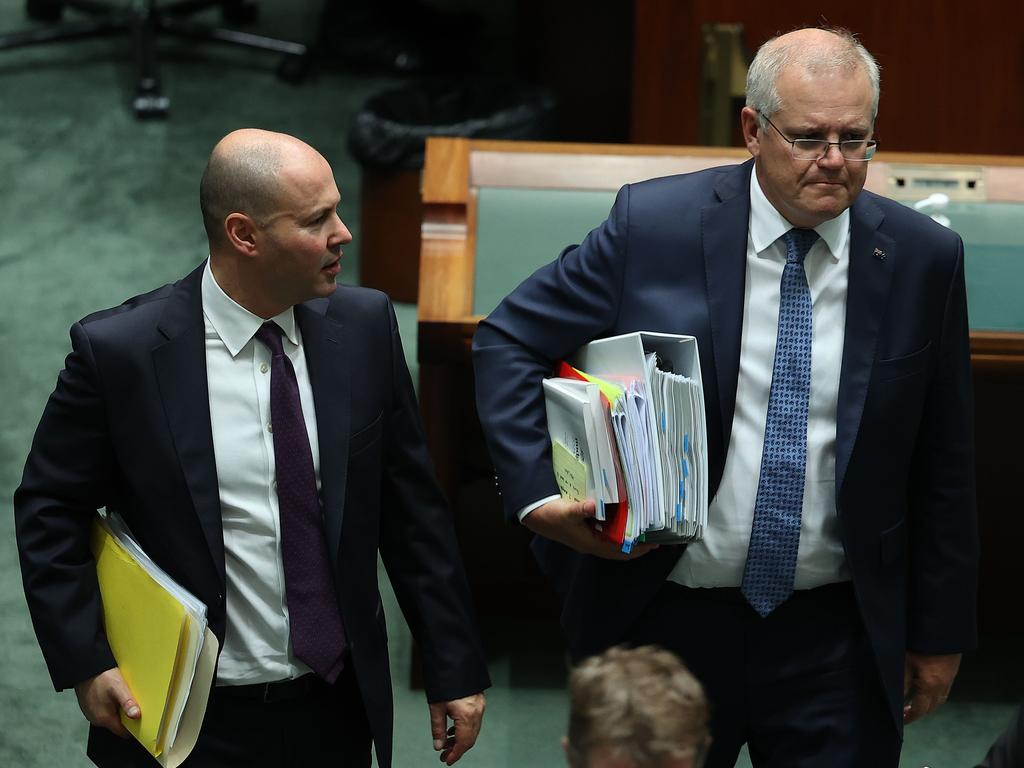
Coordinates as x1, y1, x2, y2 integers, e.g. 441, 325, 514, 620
198, 131, 287, 248
745, 26, 881, 124
566, 645, 709, 768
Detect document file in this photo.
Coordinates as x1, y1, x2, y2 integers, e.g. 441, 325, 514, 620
91, 515, 218, 767
543, 332, 708, 551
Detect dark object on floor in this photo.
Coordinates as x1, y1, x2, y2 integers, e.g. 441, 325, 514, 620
316, 0, 483, 76
349, 79, 555, 303
0, 0, 310, 118
977, 705, 1024, 768
349, 79, 556, 170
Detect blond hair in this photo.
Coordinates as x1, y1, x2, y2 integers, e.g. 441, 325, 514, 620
567, 645, 709, 767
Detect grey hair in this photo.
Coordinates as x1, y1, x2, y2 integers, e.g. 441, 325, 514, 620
567, 645, 708, 766
199, 140, 284, 243
746, 27, 881, 127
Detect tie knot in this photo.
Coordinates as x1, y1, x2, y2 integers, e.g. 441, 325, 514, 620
782, 228, 820, 265
255, 322, 285, 357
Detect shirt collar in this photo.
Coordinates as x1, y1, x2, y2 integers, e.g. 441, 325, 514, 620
202, 259, 299, 357
749, 164, 849, 263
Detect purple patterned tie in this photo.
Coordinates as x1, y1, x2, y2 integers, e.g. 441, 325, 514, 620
255, 322, 347, 682
741, 228, 819, 617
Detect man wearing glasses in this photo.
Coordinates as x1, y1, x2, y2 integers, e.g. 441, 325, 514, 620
473, 26, 975, 767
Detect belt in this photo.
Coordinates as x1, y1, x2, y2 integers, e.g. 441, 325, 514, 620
665, 580, 853, 606
215, 674, 327, 703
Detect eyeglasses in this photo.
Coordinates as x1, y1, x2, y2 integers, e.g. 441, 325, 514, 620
760, 113, 877, 162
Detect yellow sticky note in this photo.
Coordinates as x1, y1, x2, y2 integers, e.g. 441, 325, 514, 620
552, 440, 588, 501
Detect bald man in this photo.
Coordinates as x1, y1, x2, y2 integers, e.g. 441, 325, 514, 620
15, 129, 490, 768
473, 27, 976, 767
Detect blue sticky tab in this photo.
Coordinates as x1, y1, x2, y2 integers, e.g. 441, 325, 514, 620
684, 433, 690, 453
683, 459, 689, 478
598, 499, 605, 517
661, 412, 667, 432
622, 540, 634, 554
602, 468, 609, 489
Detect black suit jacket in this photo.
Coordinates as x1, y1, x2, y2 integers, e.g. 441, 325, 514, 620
15, 263, 490, 768
472, 159, 977, 727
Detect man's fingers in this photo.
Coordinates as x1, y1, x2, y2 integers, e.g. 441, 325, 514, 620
904, 691, 932, 724
428, 702, 446, 751
109, 676, 141, 720
74, 668, 139, 738
565, 498, 597, 519
444, 715, 479, 765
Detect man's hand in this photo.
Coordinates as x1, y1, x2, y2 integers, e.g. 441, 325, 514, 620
903, 652, 961, 724
73, 667, 140, 738
523, 498, 659, 560
429, 692, 485, 765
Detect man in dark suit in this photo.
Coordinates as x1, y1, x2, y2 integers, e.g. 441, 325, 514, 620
15, 128, 490, 767
473, 27, 976, 767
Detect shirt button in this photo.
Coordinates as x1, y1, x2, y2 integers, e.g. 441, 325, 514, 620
260, 363, 269, 374
267, 422, 273, 433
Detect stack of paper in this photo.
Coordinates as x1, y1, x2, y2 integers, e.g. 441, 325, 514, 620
542, 332, 708, 552
90, 515, 219, 768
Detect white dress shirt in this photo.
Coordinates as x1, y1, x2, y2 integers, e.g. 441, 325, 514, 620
202, 261, 319, 684
669, 166, 851, 588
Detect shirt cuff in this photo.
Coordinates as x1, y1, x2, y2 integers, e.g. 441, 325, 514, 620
517, 495, 562, 523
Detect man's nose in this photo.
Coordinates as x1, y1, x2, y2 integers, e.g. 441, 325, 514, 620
331, 213, 353, 244
817, 143, 846, 169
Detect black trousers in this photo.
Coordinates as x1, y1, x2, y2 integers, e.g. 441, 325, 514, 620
182, 666, 372, 768
977, 705, 1024, 768
626, 581, 901, 768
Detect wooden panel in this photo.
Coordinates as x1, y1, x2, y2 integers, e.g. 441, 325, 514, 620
418, 138, 474, 322
358, 169, 421, 304
631, 0, 1024, 155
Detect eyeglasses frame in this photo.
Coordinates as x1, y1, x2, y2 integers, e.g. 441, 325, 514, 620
758, 111, 878, 162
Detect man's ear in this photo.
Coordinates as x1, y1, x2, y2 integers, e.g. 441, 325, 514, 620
224, 212, 259, 257
740, 106, 762, 157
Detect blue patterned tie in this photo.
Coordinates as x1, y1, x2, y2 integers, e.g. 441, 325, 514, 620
256, 322, 347, 682
741, 228, 819, 617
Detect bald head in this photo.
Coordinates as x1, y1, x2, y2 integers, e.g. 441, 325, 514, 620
746, 27, 880, 126
199, 129, 325, 247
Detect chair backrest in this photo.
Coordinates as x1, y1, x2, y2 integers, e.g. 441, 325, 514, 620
417, 138, 1024, 367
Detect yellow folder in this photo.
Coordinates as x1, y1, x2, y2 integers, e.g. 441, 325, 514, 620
89, 519, 192, 758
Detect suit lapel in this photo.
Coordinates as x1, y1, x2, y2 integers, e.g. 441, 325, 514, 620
152, 263, 225, 587
836, 194, 894, 496
296, 300, 351, 560
701, 161, 753, 494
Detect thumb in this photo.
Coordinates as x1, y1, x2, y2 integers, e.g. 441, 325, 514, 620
429, 702, 447, 751
110, 671, 141, 720
568, 498, 597, 518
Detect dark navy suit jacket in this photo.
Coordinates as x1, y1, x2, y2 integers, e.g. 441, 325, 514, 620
15, 263, 490, 768
472, 159, 977, 727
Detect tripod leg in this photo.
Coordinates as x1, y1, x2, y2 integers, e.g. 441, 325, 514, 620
131, 4, 169, 117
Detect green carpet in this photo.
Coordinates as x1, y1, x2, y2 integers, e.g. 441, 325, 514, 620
0, 1, 1018, 766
